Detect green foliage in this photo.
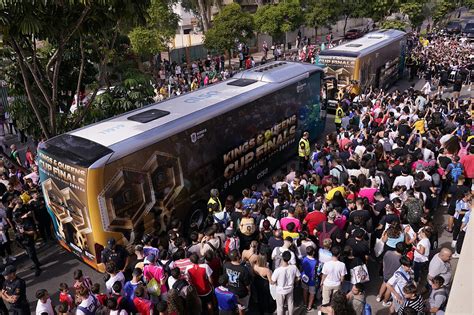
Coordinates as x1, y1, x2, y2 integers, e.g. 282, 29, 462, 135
381, 18, 408, 31
204, 3, 254, 53
400, 1, 426, 28
129, 0, 180, 56
432, 0, 456, 24
303, 0, 340, 31
7, 97, 45, 139
254, 0, 303, 38
368, 0, 400, 22
0, 0, 152, 138
74, 71, 155, 125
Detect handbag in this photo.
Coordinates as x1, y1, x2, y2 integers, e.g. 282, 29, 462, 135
350, 264, 370, 284
374, 238, 384, 257
145, 269, 161, 297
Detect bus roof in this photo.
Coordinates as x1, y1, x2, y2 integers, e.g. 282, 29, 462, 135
68, 62, 321, 155
319, 29, 406, 58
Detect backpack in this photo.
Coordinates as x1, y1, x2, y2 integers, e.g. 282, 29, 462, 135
432, 288, 448, 312
156, 259, 173, 275
459, 143, 469, 159
335, 165, 349, 185
382, 138, 392, 152
205, 240, 225, 261
376, 174, 391, 197
273, 247, 283, 269
449, 162, 463, 182
318, 222, 338, 247
224, 237, 239, 255
213, 211, 230, 228
405, 198, 424, 225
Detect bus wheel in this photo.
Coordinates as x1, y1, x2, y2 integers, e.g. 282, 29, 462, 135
188, 204, 207, 230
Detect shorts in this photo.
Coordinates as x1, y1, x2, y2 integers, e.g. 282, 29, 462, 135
447, 206, 455, 216
237, 294, 250, 310
301, 282, 316, 294
199, 292, 213, 305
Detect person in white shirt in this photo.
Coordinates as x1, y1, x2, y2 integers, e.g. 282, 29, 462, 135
413, 228, 431, 283
105, 262, 125, 295
35, 289, 54, 315
392, 168, 415, 190
76, 286, 100, 315
271, 237, 296, 268
321, 247, 347, 305
271, 251, 300, 315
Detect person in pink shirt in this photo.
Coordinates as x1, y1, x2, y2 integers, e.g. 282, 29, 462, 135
461, 145, 474, 187
142, 254, 168, 301
280, 207, 301, 232
358, 179, 378, 204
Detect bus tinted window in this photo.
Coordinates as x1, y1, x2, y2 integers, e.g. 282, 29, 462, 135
40, 134, 113, 167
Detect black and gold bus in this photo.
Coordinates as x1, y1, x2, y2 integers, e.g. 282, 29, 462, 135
319, 29, 406, 109
37, 62, 326, 270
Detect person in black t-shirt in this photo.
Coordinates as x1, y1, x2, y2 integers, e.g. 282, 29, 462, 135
446, 176, 469, 233
13, 212, 42, 276
223, 250, 251, 314
101, 238, 130, 272
345, 228, 370, 262
1, 265, 29, 314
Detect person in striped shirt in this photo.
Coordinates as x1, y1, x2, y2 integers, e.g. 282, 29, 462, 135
397, 284, 425, 315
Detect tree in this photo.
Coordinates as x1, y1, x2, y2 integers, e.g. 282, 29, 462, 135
381, 18, 408, 31
0, 0, 150, 138
303, 0, 340, 38
400, 1, 427, 30
129, 0, 180, 57
203, 3, 253, 64
181, 0, 224, 32
432, 0, 456, 25
338, 0, 369, 35
254, 0, 304, 43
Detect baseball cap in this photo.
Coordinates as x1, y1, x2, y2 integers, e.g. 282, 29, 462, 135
2, 265, 16, 276
106, 238, 116, 249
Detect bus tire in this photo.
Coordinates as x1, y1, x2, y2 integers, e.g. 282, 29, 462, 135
188, 202, 207, 230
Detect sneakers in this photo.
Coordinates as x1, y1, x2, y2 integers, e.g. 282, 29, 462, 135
441, 201, 448, 207
7, 256, 16, 262
35, 269, 43, 277
452, 252, 461, 259
376, 296, 382, 302
451, 240, 457, 248
382, 301, 392, 307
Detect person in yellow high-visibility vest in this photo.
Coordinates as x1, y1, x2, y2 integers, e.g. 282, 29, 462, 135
207, 188, 222, 214
298, 131, 310, 171
335, 103, 344, 132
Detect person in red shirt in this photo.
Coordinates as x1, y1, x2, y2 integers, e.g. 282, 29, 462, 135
186, 253, 214, 313
58, 283, 74, 311
133, 286, 152, 315
303, 202, 327, 236
91, 283, 108, 306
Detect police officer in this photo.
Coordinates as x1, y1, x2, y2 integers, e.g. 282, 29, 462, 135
207, 189, 222, 214
334, 103, 344, 132
298, 131, 310, 171
1, 265, 29, 314
100, 238, 130, 273
13, 212, 41, 276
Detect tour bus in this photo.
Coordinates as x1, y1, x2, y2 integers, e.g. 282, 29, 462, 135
319, 29, 406, 109
37, 61, 326, 270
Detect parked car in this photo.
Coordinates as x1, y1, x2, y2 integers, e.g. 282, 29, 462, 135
445, 21, 462, 34
344, 29, 364, 40
463, 21, 474, 39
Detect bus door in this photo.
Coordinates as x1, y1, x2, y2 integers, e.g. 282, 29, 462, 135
323, 76, 338, 110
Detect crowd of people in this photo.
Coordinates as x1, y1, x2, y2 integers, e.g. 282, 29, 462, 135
0, 26, 471, 315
